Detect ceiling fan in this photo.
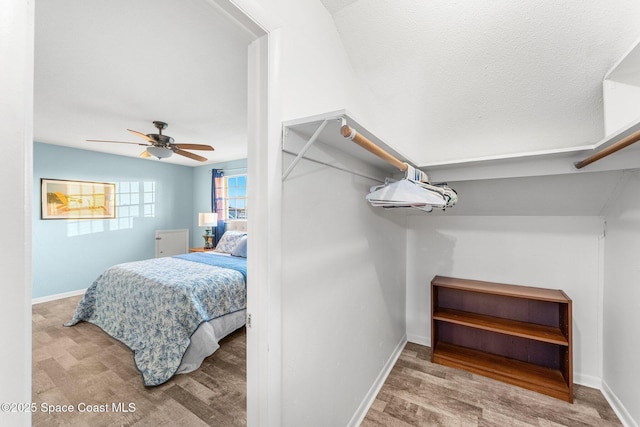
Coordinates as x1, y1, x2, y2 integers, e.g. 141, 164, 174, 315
87, 121, 215, 162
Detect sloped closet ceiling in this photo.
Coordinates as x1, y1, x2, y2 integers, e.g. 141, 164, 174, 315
320, 0, 640, 166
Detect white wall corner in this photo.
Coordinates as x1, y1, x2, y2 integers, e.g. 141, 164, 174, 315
347, 334, 407, 427
573, 373, 602, 390
601, 380, 639, 427
602, 36, 640, 137
596, 217, 606, 383
406, 333, 430, 347
0, 0, 34, 426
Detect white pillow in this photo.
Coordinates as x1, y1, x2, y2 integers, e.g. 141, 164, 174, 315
215, 231, 247, 254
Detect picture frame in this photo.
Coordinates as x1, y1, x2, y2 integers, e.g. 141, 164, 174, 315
41, 178, 116, 220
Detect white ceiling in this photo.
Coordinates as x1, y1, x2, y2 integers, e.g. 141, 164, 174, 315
320, 0, 640, 166
36, 1, 640, 168
34, 0, 253, 166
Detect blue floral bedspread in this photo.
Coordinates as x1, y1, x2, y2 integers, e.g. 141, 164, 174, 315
65, 255, 246, 386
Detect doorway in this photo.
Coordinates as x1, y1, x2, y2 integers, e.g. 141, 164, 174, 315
25, 1, 278, 426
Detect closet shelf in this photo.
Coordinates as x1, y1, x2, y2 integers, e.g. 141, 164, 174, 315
431, 275, 572, 302
433, 308, 569, 346
433, 342, 571, 400
282, 109, 415, 176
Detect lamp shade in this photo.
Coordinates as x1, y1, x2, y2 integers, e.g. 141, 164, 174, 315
146, 146, 173, 159
198, 212, 217, 227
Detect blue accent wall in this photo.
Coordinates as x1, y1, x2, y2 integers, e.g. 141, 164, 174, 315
33, 143, 196, 298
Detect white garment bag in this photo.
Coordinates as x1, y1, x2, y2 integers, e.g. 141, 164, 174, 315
367, 179, 457, 212
366, 165, 457, 212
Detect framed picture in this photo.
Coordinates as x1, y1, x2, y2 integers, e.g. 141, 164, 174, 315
41, 179, 116, 220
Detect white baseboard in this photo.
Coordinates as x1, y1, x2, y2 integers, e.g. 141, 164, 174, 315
574, 372, 602, 389
601, 380, 638, 427
347, 334, 407, 427
32, 288, 86, 305
406, 333, 429, 347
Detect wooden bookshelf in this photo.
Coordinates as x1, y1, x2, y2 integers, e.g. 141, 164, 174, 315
431, 276, 573, 402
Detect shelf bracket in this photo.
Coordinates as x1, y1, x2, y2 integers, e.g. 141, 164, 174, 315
282, 119, 330, 181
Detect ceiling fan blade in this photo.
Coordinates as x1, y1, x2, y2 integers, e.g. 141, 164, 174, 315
173, 143, 215, 151
87, 139, 150, 146
127, 129, 155, 143
140, 150, 151, 158
174, 148, 207, 162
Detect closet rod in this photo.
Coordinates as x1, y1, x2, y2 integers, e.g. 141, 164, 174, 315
340, 124, 408, 172
575, 128, 640, 169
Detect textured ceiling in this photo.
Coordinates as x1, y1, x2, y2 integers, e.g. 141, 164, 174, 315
321, 0, 640, 166
320, 0, 359, 14
35, 0, 253, 166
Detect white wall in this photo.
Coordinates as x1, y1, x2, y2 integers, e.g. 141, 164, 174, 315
603, 80, 640, 136
281, 137, 407, 426
602, 170, 640, 426
406, 215, 605, 386
0, 0, 33, 426
603, 38, 640, 136
267, 0, 374, 125
253, 1, 389, 425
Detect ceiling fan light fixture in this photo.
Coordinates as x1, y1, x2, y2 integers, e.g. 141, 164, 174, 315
146, 146, 173, 159
89, 121, 213, 162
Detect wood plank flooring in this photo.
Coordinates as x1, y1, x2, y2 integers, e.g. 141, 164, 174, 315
361, 342, 622, 427
34, 297, 622, 426
33, 295, 246, 426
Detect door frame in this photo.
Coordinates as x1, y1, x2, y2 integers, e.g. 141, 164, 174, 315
203, 2, 283, 426
2, 0, 282, 426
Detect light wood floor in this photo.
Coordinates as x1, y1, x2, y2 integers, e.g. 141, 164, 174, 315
361, 342, 622, 427
33, 295, 246, 426
34, 296, 621, 426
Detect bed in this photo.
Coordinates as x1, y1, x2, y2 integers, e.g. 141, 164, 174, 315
65, 230, 248, 386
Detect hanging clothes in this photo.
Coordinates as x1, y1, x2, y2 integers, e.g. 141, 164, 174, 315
366, 164, 457, 212
404, 163, 430, 183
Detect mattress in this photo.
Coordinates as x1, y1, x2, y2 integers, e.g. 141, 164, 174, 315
177, 308, 246, 374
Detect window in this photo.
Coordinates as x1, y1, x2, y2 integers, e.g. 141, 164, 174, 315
215, 174, 247, 219
226, 175, 247, 219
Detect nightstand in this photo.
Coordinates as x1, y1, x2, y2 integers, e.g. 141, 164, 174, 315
189, 247, 216, 253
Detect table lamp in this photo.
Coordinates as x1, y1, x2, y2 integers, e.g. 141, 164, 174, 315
198, 212, 217, 249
